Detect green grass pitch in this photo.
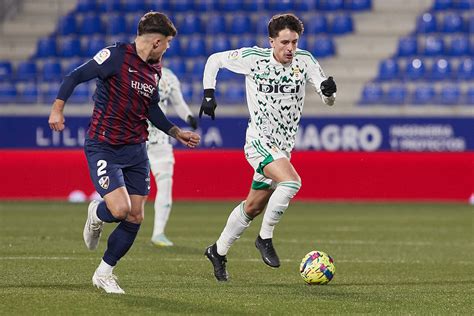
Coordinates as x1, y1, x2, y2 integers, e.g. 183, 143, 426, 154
0, 201, 472, 314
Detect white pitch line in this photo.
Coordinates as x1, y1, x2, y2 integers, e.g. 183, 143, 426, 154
0, 256, 471, 265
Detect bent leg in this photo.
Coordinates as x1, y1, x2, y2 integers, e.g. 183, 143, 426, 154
215, 188, 273, 256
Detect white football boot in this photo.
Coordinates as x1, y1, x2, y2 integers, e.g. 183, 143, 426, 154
151, 233, 174, 247
92, 271, 125, 294
83, 200, 104, 250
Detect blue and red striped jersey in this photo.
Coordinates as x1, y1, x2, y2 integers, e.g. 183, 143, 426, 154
86, 42, 162, 145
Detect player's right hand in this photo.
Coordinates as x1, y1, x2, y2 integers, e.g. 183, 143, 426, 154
48, 100, 66, 132
199, 89, 217, 120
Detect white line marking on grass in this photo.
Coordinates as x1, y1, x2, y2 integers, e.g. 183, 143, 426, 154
0, 256, 471, 265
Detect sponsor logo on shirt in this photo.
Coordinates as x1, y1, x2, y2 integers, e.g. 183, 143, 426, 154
258, 84, 301, 94
131, 80, 156, 98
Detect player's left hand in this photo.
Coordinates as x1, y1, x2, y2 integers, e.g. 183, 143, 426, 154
199, 89, 217, 120
186, 115, 198, 130
176, 130, 201, 148
48, 100, 66, 132
320, 76, 337, 97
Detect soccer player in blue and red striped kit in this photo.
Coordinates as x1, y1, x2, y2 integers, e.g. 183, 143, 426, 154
48, 12, 200, 294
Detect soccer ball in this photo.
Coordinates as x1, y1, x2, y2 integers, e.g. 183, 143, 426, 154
299, 250, 335, 285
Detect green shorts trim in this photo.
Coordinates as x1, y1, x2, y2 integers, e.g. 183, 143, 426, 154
256, 154, 274, 176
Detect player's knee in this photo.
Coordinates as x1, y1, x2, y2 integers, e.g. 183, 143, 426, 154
277, 180, 302, 198
107, 202, 131, 221
126, 212, 144, 224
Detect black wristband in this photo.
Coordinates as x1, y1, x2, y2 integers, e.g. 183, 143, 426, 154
204, 89, 215, 98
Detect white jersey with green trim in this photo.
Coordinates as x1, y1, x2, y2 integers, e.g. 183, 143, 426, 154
203, 47, 335, 152
147, 67, 193, 145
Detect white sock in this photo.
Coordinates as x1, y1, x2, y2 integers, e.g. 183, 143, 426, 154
152, 167, 173, 237
259, 181, 301, 239
96, 259, 114, 276
216, 201, 252, 256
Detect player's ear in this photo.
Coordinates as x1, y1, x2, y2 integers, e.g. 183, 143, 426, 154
268, 37, 275, 48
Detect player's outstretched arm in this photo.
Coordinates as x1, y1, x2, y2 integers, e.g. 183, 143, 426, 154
48, 99, 66, 132
168, 126, 200, 148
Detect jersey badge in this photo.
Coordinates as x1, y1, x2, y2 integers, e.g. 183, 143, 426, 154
93, 49, 111, 65
293, 67, 301, 80
98, 176, 110, 190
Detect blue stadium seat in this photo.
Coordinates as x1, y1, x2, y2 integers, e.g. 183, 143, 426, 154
294, 0, 318, 11
69, 83, 91, 104
204, 14, 226, 35
385, 84, 407, 104
18, 83, 39, 104
457, 58, 473, 80
330, 14, 354, 34
56, 14, 77, 36
106, 14, 127, 35
0, 61, 13, 82
165, 59, 187, 78
41, 60, 62, 82
84, 36, 106, 57
256, 14, 271, 34
190, 59, 206, 80
179, 81, 193, 102
308, 37, 335, 58
184, 39, 206, 57
423, 36, 445, 56
416, 13, 437, 33
165, 38, 181, 58
430, 58, 452, 80
441, 12, 464, 33
76, 0, 96, 12
122, 0, 147, 12
304, 15, 328, 34
35, 37, 57, 58
397, 36, 418, 57
146, 1, 170, 11
169, 0, 193, 12
344, 0, 372, 10
127, 13, 142, 35
452, 0, 472, 9
466, 86, 474, 105
317, 0, 344, 11
467, 15, 474, 33
0, 83, 17, 103
99, 0, 122, 12
242, 0, 269, 11
228, 14, 253, 35
448, 35, 469, 56
178, 13, 202, 35
432, 0, 452, 10
193, 0, 216, 11
15, 61, 37, 82
207, 37, 232, 55
79, 14, 104, 35
405, 58, 426, 80
360, 83, 384, 105
59, 37, 82, 58
377, 58, 400, 81
411, 84, 436, 104
40, 82, 61, 104
217, 0, 242, 11
218, 68, 239, 81
297, 36, 308, 50
268, 0, 294, 10
236, 36, 257, 48
223, 83, 245, 104
439, 84, 461, 104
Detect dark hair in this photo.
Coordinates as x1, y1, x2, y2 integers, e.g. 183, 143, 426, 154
268, 13, 304, 38
137, 11, 177, 37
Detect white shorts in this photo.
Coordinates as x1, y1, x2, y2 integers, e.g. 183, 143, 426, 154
244, 138, 290, 190
147, 143, 175, 176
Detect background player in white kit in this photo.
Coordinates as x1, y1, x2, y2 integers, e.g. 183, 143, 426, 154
148, 67, 197, 247
200, 13, 337, 281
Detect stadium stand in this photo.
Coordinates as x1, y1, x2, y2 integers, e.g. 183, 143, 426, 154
0, 0, 470, 113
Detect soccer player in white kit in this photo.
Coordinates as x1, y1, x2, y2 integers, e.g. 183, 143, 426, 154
148, 67, 197, 247
200, 14, 337, 281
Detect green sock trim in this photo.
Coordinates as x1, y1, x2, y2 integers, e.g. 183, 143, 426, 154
240, 202, 253, 222
252, 180, 272, 190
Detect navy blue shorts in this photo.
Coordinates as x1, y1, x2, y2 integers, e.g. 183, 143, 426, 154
84, 138, 150, 197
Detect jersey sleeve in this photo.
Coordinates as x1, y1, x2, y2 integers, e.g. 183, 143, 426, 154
302, 50, 336, 106
91, 43, 123, 79
166, 70, 193, 121
203, 47, 255, 89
